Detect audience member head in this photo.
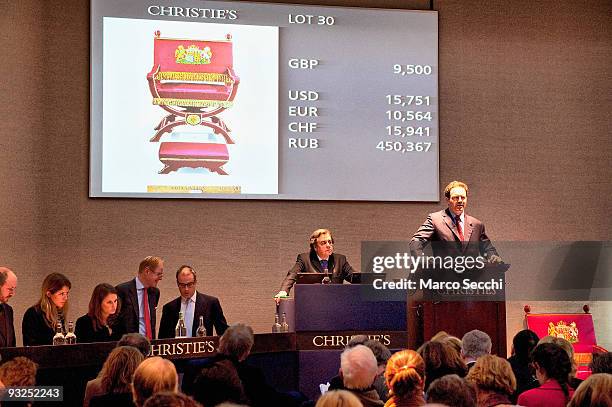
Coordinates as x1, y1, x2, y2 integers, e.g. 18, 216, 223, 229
218, 323, 254, 362
384, 349, 425, 403
138, 256, 164, 288
418, 340, 467, 391
132, 356, 178, 407
590, 352, 612, 374
347, 335, 369, 347
466, 355, 516, 400
567, 373, 612, 407
442, 336, 463, 356
192, 358, 246, 407
309, 229, 334, 260
461, 330, 492, 362
175, 266, 197, 301
340, 345, 378, 390
99, 346, 144, 394
88, 283, 120, 331
538, 335, 577, 377
430, 331, 449, 342
315, 390, 364, 407
426, 374, 477, 407
530, 343, 572, 400
363, 339, 392, 373
510, 329, 539, 361
118, 333, 151, 356
0, 357, 37, 386
0, 267, 17, 304
38, 273, 71, 327
143, 391, 202, 407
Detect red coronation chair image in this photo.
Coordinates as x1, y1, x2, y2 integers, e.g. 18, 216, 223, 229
524, 305, 608, 380
147, 31, 239, 174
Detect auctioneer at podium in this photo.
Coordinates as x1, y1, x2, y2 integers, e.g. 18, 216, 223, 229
275, 228, 358, 299
408, 180, 507, 355
410, 180, 502, 262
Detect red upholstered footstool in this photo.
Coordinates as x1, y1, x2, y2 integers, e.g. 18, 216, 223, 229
158, 142, 229, 175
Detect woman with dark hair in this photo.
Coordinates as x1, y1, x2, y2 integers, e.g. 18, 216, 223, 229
517, 343, 574, 407
22, 273, 71, 346
507, 329, 539, 402
417, 340, 467, 391
75, 283, 122, 343
384, 349, 426, 407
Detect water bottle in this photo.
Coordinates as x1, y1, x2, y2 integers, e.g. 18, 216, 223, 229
65, 321, 76, 344
52, 322, 65, 345
280, 312, 289, 333
175, 311, 187, 338
272, 313, 281, 333
196, 316, 207, 337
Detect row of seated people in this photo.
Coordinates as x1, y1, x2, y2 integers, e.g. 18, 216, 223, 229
0, 257, 228, 347
0, 322, 610, 407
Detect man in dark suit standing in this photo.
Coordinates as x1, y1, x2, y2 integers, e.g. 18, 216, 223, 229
116, 256, 163, 340
275, 228, 357, 299
159, 265, 228, 338
0, 267, 17, 348
410, 181, 501, 262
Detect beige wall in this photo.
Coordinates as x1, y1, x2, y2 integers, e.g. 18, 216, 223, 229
1, 0, 610, 353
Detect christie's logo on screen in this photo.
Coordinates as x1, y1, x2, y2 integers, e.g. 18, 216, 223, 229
147, 5, 238, 20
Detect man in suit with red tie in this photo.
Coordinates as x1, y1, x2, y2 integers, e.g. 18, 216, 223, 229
116, 256, 163, 340
410, 181, 502, 262
158, 265, 228, 338
0, 267, 17, 348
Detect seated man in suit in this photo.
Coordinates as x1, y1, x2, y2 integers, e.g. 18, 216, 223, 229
275, 228, 357, 300
159, 265, 228, 338
116, 256, 163, 340
410, 180, 502, 262
0, 267, 17, 348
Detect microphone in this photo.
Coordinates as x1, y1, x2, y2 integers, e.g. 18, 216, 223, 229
321, 268, 331, 284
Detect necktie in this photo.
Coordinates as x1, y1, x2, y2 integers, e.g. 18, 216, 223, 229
320, 260, 328, 271
142, 288, 153, 340
456, 216, 465, 241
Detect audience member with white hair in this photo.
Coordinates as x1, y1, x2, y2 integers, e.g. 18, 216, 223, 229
340, 345, 384, 407
461, 330, 492, 371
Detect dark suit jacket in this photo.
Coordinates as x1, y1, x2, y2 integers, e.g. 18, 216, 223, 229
115, 278, 160, 339
410, 208, 499, 259
22, 304, 56, 346
0, 302, 16, 348
158, 292, 228, 338
280, 251, 356, 294
75, 314, 122, 343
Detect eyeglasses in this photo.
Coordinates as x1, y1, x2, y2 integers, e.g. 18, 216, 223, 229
178, 282, 196, 289
55, 291, 69, 298
317, 239, 334, 246
148, 269, 164, 277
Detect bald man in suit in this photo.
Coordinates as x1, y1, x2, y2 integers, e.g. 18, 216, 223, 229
0, 267, 17, 348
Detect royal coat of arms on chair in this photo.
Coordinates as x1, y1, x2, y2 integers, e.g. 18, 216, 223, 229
147, 31, 239, 175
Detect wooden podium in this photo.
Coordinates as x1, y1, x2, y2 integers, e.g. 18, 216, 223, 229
407, 263, 509, 356
408, 300, 507, 356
